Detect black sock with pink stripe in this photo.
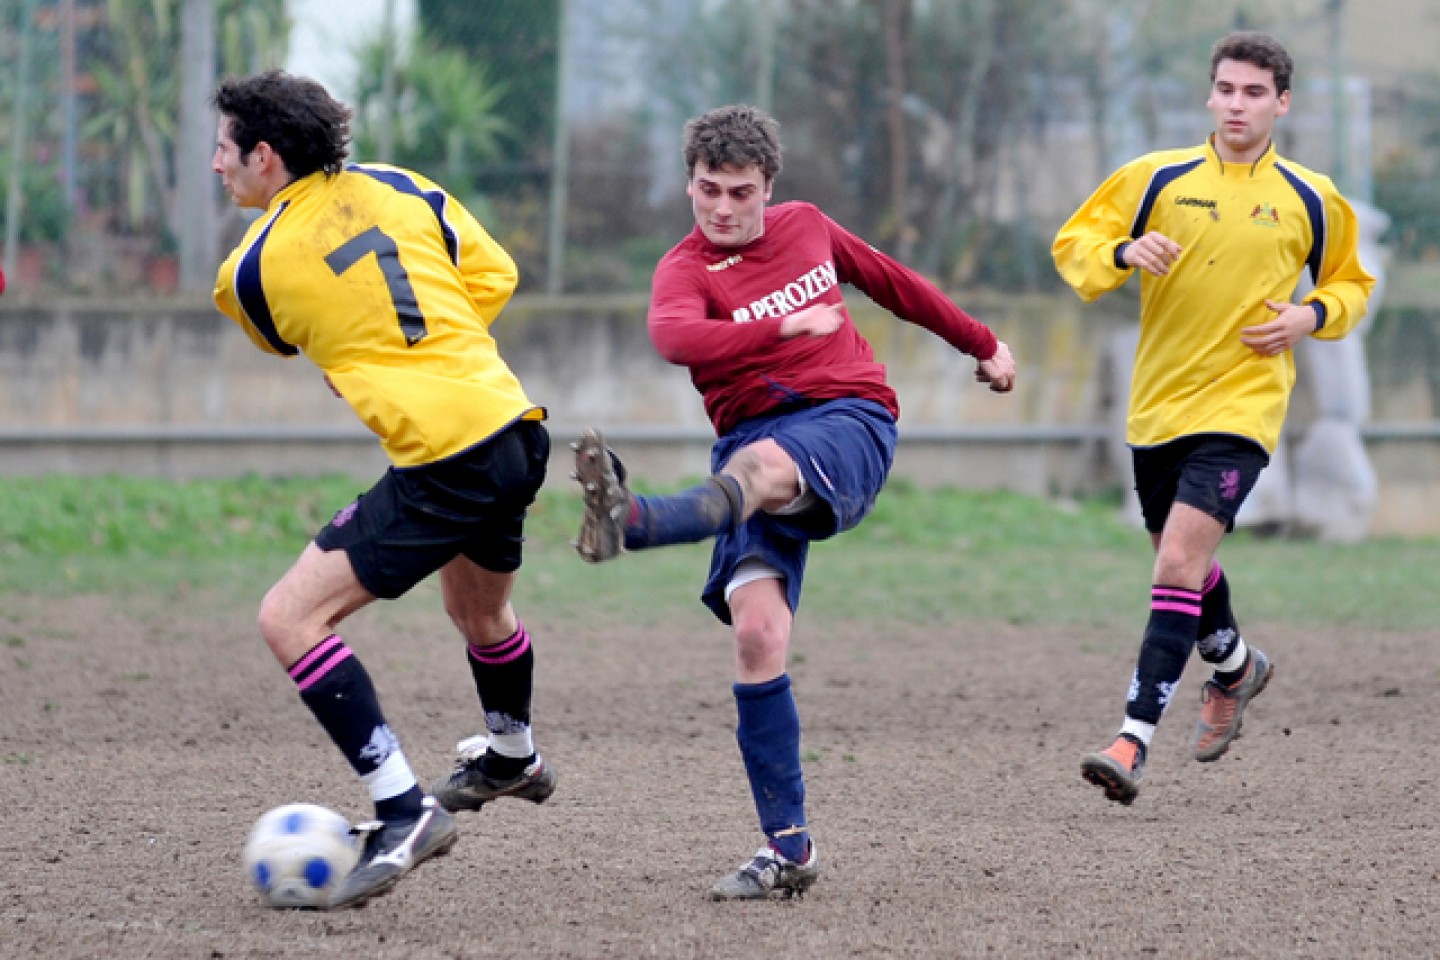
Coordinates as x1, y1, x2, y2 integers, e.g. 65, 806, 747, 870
290, 634, 423, 822
1126, 584, 1202, 725
466, 622, 535, 781
1197, 561, 1246, 674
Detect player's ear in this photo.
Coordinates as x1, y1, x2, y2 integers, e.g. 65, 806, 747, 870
1275, 88, 1291, 117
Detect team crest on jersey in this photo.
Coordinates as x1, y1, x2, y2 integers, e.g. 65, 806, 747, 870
1249, 203, 1280, 227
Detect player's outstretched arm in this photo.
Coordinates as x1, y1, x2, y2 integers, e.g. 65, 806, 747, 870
975, 340, 1016, 393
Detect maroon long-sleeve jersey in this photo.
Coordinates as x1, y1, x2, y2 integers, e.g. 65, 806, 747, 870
647, 201, 998, 436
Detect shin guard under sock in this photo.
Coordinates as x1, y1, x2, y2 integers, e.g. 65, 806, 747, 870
1125, 586, 1202, 726
626, 475, 744, 549
734, 674, 809, 863
466, 623, 536, 780
290, 635, 422, 821
1196, 562, 1243, 666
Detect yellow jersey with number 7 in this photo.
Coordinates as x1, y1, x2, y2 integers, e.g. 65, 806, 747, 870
214, 163, 543, 467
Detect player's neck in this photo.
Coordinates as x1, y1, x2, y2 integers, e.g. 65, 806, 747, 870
1212, 135, 1273, 167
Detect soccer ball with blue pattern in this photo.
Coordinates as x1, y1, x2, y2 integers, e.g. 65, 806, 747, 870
243, 803, 360, 909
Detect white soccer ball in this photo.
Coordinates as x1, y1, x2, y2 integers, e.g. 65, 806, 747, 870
242, 803, 361, 909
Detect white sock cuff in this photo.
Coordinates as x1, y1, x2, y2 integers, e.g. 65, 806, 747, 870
486, 730, 536, 759
362, 750, 418, 802
1119, 719, 1156, 746
1215, 638, 1249, 676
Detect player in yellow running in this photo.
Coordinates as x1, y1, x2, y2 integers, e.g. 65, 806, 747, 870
1054, 32, 1374, 805
213, 71, 555, 907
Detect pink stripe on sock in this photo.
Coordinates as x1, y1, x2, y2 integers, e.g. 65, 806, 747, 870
294, 648, 353, 691
288, 634, 345, 680
1152, 600, 1202, 616
469, 625, 531, 665
1202, 562, 1222, 594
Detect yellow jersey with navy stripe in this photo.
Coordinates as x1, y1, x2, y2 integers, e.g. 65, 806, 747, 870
1053, 138, 1375, 453
214, 164, 543, 467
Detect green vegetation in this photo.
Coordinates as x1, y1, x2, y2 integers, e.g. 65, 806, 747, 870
0, 475, 1436, 634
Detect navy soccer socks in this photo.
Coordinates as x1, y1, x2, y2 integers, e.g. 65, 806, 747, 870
290, 635, 423, 823
625, 475, 744, 549
734, 674, 809, 864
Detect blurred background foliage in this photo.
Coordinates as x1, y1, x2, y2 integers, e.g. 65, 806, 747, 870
0, 0, 1436, 305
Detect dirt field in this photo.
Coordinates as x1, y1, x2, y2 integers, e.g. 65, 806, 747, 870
1, 587, 1436, 959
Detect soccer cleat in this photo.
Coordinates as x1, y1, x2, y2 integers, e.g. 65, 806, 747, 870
708, 842, 820, 901
329, 796, 457, 909
429, 735, 558, 814
572, 428, 631, 563
1193, 649, 1274, 762
1081, 734, 1146, 806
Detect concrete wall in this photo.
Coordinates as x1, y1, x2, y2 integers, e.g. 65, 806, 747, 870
0, 293, 1436, 536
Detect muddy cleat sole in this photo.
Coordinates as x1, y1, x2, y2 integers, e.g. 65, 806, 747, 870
1194, 649, 1274, 762
330, 797, 457, 909
572, 429, 630, 563
709, 843, 820, 901
430, 735, 558, 814
1081, 734, 1146, 806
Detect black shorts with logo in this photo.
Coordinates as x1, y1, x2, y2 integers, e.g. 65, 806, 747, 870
1131, 433, 1270, 535
315, 419, 550, 599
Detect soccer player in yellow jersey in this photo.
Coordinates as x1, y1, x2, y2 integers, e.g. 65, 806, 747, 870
212, 71, 556, 906
1053, 33, 1374, 805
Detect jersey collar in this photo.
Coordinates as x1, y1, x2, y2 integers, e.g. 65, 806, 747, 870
1207, 135, 1279, 179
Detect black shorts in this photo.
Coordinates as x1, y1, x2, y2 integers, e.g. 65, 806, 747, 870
315, 420, 550, 599
1131, 434, 1269, 535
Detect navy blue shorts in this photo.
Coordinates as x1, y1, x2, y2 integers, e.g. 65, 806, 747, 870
701, 398, 897, 624
1132, 433, 1269, 535
315, 420, 549, 599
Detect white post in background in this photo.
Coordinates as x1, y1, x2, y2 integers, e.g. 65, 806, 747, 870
546, 0, 572, 295
2, 0, 40, 284
378, 0, 397, 163
178, 0, 218, 293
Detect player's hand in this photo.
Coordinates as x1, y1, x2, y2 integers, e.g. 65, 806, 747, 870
1241, 300, 1318, 357
975, 341, 1016, 393
779, 303, 846, 339
1122, 231, 1183, 276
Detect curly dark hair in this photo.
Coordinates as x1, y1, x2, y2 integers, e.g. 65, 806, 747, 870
1210, 31, 1294, 96
682, 104, 783, 181
211, 70, 352, 177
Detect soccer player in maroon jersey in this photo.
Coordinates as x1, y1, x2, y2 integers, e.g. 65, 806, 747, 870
573, 104, 1016, 899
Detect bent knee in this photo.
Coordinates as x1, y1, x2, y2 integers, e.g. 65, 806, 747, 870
446, 606, 514, 647
733, 612, 788, 667
725, 441, 801, 505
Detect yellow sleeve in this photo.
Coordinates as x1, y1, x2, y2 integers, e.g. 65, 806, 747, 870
1051, 160, 1151, 303
212, 253, 296, 358
1304, 186, 1377, 340
449, 199, 518, 328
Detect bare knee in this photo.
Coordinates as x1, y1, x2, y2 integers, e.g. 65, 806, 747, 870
444, 597, 515, 647
257, 585, 304, 663
1152, 546, 1206, 591
723, 441, 801, 513
733, 604, 790, 676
